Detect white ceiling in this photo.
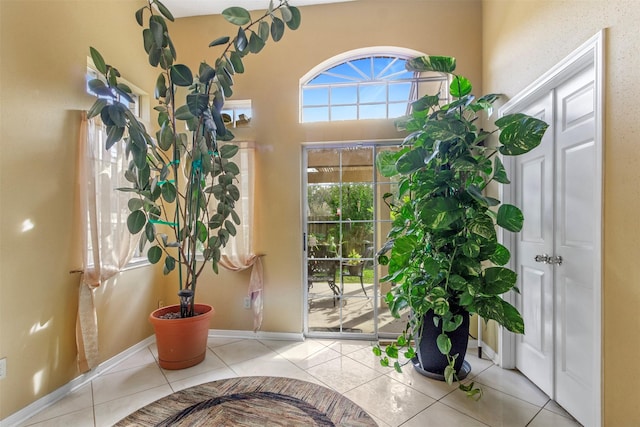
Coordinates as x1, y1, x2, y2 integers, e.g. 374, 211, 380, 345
161, 0, 354, 18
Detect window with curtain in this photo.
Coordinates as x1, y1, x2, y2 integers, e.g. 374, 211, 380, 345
76, 114, 144, 372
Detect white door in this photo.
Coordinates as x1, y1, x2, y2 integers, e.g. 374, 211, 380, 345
514, 91, 555, 397
514, 62, 599, 427
553, 64, 598, 426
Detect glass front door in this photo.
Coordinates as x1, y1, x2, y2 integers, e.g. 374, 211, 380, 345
303, 143, 407, 338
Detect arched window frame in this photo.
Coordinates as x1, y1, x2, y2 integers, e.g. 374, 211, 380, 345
299, 47, 451, 123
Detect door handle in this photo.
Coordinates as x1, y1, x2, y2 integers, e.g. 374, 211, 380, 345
534, 254, 550, 263
548, 255, 563, 265
534, 254, 562, 265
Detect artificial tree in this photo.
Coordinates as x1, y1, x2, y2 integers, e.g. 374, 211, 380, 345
373, 55, 548, 395
87, 0, 301, 317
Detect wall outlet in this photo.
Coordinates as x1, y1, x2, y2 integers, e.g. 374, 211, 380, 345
243, 296, 251, 309
0, 357, 6, 380
158, 300, 165, 308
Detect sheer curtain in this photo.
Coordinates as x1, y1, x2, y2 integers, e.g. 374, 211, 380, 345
217, 142, 264, 331
75, 113, 140, 372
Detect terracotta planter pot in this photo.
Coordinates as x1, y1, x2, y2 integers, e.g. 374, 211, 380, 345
149, 303, 214, 370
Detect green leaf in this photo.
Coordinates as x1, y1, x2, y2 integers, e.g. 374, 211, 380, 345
158, 123, 175, 151
87, 98, 108, 119
411, 94, 441, 112
163, 256, 175, 274
482, 267, 517, 295
220, 144, 239, 159
161, 181, 176, 203
175, 104, 195, 120
285, 6, 301, 30
149, 16, 164, 48
222, 7, 251, 25
271, 17, 285, 41
396, 147, 428, 175
406, 55, 456, 73
229, 51, 244, 74
450, 75, 472, 98
89, 47, 107, 74
375, 150, 401, 177
444, 364, 455, 385
128, 198, 144, 211
476, 298, 524, 334
490, 243, 511, 266
235, 27, 248, 52
209, 36, 230, 47
127, 210, 146, 234
154, 0, 174, 21
258, 21, 270, 41
436, 333, 452, 355
147, 246, 162, 264
493, 156, 510, 184
497, 113, 548, 156
418, 198, 463, 230
169, 64, 193, 87
497, 204, 524, 232
186, 93, 209, 116
135, 7, 145, 26
248, 31, 266, 54
145, 221, 156, 242
198, 62, 217, 83
105, 126, 124, 150
280, 6, 292, 22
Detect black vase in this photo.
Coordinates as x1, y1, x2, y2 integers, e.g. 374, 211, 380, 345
413, 309, 471, 380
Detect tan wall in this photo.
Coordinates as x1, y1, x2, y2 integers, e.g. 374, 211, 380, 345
0, 0, 163, 419
0, 0, 484, 419
169, 0, 483, 333
482, 0, 640, 424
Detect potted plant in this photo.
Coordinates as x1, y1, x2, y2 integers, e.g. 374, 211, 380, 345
86, 0, 301, 369
373, 55, 548, 395
346, 248, 362, 274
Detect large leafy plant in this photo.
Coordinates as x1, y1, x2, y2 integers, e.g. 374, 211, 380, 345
373, 55, 548, 390
87, 0, 301, 316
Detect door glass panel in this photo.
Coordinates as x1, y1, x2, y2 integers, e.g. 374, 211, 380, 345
305, 144, 405, 338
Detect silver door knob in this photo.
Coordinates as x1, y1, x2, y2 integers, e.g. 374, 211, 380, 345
548, 255, 563, 265
534, 254, 550, 263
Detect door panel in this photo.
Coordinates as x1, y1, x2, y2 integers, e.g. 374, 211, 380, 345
515, 92, 555, 397
554, 65, 597, 425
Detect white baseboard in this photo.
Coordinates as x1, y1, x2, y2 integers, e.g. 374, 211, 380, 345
209, 329, 304, 342
1, 336, 155, 427
1, 330, 304, 427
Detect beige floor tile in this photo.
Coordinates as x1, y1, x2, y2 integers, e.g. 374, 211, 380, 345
106, 347, 156, 374
211, 339, 275, 364
327, 339, 376, 355
441, 384, 541, 427
19, 383, 93, 424
343, 375, 436, 426
91, 362, 167, 405
19, 408, 95, 427
528, 408, 583, 426
93, 384, 173, 427
287, 345, 343, 370
346, 345, 396, 373
206, 336, 242, 348
387, 365, 459, 400
544, 399, 575, 418
262, 338, 327, 361
402, 401, 490, 427
305, 355, 383, 393
160, 348, 228, 383
169, 366, 238, 392
229, 352, 324, 385
473, 365, 550, 407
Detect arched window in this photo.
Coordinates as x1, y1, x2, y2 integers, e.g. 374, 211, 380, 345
300, 47, 450, 123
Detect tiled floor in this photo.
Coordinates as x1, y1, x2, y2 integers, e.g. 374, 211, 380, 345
18, 338, 581, 427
